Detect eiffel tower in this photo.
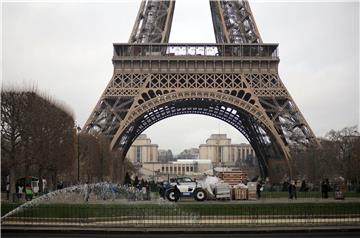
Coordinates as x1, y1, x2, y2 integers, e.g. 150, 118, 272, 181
83, 0, 318, 178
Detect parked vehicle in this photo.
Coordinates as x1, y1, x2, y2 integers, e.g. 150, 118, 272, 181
164, 177, 207, 202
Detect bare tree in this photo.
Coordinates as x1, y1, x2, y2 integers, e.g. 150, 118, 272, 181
1, 89, 75, 191
326, 126, 360, 189
1, 91, 27, 194
290, 126, 359, 188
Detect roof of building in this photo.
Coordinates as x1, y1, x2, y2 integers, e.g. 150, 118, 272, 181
173, 159, 212, 164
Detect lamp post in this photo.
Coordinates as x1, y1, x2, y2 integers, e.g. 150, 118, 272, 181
76, 126, 81, 183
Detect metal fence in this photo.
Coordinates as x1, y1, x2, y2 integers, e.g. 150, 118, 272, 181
1, 203, 360, 228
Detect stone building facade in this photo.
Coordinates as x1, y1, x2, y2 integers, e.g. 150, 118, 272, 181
199, 134, 256, 167
142, 159, 212, 177
127, 134, 212, 178
127, 134, 255, 179
126, 134, 159, 164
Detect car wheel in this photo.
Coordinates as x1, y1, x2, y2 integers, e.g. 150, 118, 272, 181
194, 189, 207, 201
166, 189, 180, 202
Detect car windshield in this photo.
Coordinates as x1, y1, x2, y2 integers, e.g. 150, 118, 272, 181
178, 177, 193, 183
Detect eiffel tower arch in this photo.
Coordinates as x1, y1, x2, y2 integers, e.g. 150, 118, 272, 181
83, 0, 318, 178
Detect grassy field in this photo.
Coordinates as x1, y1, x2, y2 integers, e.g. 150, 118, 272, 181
2, 202, 360, 218
261, 191, 360, 198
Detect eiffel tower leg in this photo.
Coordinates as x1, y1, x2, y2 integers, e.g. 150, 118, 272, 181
129, 0, 175, 44
210, 0, 262, 44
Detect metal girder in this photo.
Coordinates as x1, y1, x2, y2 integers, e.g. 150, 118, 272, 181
210, 0, 262, 44
129, 0, 175, 43
259, 97, 317, 146
83, 96, 133, 137
113, 97, 285, 177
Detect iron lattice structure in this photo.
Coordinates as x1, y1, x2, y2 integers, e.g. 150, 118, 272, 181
84, 0, 317, 177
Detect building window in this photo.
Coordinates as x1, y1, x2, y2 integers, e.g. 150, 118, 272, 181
218, 146, 223, 162
174, 167, 177, 172
190, 167, 193, 172
186, 166, 189, 172
161, 166, 164, 172
136, 146, 141, 163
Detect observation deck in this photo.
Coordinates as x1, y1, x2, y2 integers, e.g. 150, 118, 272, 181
112, 43, 279, 73
113, 43, 278, 60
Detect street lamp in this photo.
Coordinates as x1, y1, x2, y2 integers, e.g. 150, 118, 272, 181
76, 125, 82, 183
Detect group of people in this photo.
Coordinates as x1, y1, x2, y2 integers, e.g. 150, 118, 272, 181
256, 180, 300, 200
15, 177, 47, 201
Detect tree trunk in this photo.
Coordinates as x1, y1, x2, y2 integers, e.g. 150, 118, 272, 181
38, 167, 43, 193
52, 170, 57, 191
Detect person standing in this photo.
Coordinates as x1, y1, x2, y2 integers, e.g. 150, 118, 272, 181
159, 182, 165, 199
321, 180, 326, 198
256, 182, 262, 199
173, 185, 181, 202
288, 181, 293, 199
288, 180, 297, 200
18, 184, 24, 200
324, 179, 329, 198
84, 181, 90, 202
6, 183, 10, 200
25, 184, 33, 201
146, 183, 150, 200
42, 177, 47, 194
293, 180, 297, 199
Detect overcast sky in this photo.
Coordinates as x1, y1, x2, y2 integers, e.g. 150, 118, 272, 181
2, 0, 359, 154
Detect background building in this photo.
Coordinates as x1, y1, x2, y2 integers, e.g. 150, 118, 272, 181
176, 148, 199, 160
127, 134, 212, 180
142, 159, 212, 178
127, 134, 256, 180
158, 149, 174, 162
199, 134, 256, 167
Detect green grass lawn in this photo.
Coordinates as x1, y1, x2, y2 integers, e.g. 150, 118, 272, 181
261, 191, 360, 198
2, 202, 360, 218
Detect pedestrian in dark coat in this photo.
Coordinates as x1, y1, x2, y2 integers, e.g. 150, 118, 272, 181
256, 182, 262, 199
288, 180, 297, 200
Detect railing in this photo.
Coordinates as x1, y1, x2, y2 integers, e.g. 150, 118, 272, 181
113, 43, 279, 59
2, 202, 359, 228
